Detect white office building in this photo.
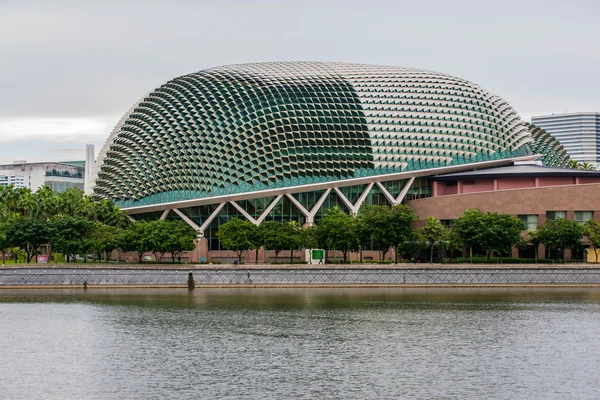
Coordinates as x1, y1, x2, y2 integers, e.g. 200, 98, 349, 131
531, 113, 600, 164
0, 161, 85, 192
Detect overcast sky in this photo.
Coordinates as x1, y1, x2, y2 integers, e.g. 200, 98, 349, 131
1, 0, 599, 164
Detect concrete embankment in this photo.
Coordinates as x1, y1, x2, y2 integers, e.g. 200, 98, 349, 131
1, 267, 600, 288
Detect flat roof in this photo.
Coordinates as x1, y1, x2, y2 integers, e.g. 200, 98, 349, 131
432, 164, 600, 181
0, 161, 85, 169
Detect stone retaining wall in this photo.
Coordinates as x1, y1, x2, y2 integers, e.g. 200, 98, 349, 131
1, 268, 600, 287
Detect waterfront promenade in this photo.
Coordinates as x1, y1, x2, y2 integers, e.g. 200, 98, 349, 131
1, 265, 600, 287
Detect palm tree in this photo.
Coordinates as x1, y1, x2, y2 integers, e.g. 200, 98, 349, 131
580, 162, 596, 171
567, 159, 581, 169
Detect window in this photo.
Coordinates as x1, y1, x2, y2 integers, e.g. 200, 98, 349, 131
574, 211, 593, 225
546, 211, 566, 221
440, 219, 454, 227
518, 215, 539, 231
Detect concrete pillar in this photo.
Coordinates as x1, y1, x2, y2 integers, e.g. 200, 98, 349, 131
535, 177, 540, 187
538, 244, 546, 259
493, 178, 499, 191
511, 246, 519, 258
432, 181, 439, 197
196, 237, 208, 262
457, 180, 463, 194
564, 249, 572, 261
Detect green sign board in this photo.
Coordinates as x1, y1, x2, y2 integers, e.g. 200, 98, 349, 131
311, 249, 324, 259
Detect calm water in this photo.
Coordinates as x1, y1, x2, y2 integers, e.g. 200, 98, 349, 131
1, 288, 600, 399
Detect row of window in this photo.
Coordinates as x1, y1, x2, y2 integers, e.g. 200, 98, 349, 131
519, 211, 593, 231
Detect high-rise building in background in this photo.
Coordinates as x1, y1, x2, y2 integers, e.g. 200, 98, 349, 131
0, 160, 85, 192
531, 113, 600, 165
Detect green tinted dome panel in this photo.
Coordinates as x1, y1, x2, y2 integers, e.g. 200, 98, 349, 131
93, 62, 532, 207
527, 123, 570, 168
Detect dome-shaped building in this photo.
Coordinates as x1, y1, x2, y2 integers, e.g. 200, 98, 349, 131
88, 62, 600, 263
92, 62, 534, 209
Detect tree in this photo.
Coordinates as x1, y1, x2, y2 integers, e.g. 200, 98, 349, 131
526, 230, 541, 261
165, 221, 197, 263
567, 160, 581, 169
119, 221, 151, 262
442, 226, 462, 260
49, 215, 95, 263
217, 218, 257, 263
260, 220, 302, 263
91, 223, 120, 261
385, 204, 418, 263
0, 222, 8, 265
318, 206, 359, 262
453, 209, 524, 261
7, 216, 50, 262
282, 220, 303, 263
486, 212, 525, 262
580, 162, 596, 171
452, 208, 486, 258
583, 219, 600, 263
146, 220, 172, 262
536, 218, 583, 261
357, 205, 392, 262
417, 217, 446, 263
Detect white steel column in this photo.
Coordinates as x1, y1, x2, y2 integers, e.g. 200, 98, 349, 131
159, 209, 171, 220
334, 182, 374, 214
230, 201, 258, 225
199, 202, 226, 233
256, 195, 283, 224
173, 208, 201, 231
396, 177, 415, 203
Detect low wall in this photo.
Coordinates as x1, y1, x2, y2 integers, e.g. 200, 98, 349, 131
1, 268, 600, 287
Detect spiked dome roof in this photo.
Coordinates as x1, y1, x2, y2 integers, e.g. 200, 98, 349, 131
92, 62, 533, 207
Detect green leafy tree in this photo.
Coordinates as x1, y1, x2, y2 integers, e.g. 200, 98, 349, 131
417, 217, 446, 263
580, 162, 596, 171
282, 220, 303, 263
567, 160, 581, 169
357, 205, 392, 262
452, 208, 486, 258
165, 221, 197, 263
7, 216, 50, 262
527, 230, 541, 261
49, 215, 95, 263
486, 212, 525, 262
0, 222, 8, 265
583, 219, 600, 263
260, 220, 303, 263
217, 218, 257, 263
454, 209, 524, 261
90, 223, 120, 261
536, 218, 583, 261
318, 206, 359, 262
385, 204, 418, 263
442, 226, 462, 259
119, 221, 151, 263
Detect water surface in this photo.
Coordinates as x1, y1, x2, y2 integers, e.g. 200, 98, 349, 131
1, 288, 600, 399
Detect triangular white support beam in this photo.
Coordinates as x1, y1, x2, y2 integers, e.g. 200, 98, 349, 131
396, 176, 415, 203
229, 195, 286, 226
126, 215, 136, 223
256, 195, 283, 225
375, 177, 415, 205
333, 182, 374, 214
375, 182, 397, 205
173, 208, 201, 231
286, 188, 332, 225
160, 209, 170, 220
230, 201, 258, 225
199, 202, 226, 233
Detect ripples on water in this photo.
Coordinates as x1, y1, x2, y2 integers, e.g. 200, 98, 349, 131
1, 288, 600, 399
